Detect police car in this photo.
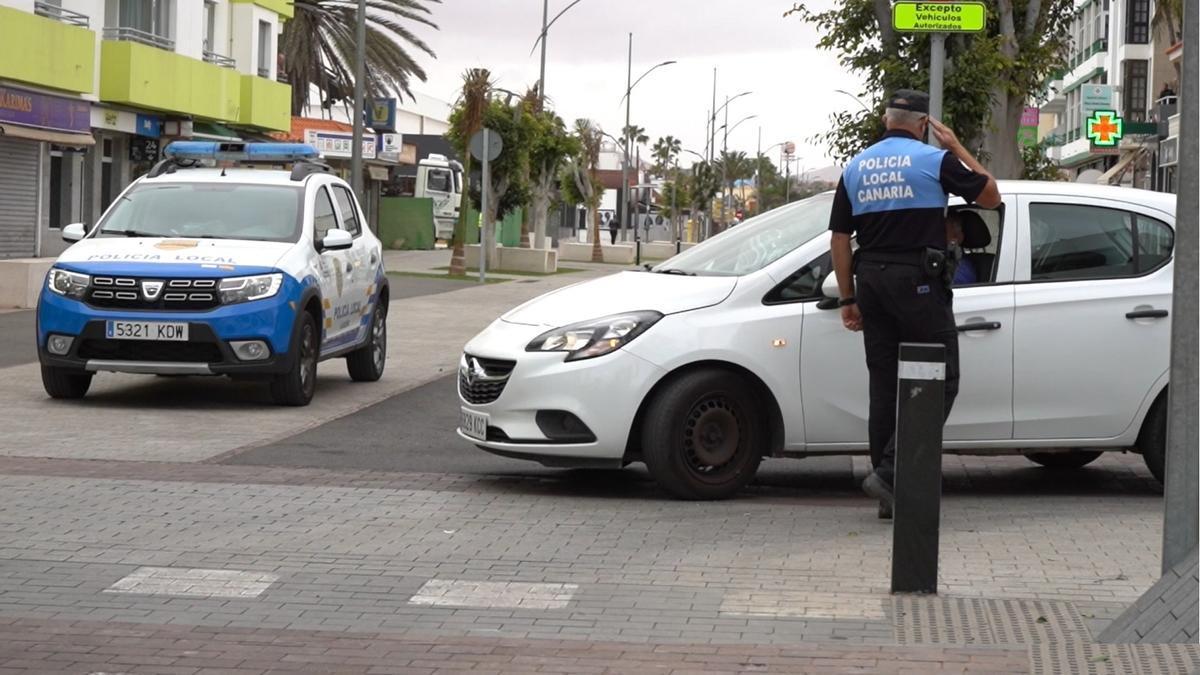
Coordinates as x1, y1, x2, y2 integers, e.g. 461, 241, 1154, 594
37, 142, 389, 406
458, 182, 1175, 498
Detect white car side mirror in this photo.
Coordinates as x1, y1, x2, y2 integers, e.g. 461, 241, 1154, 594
320, 229, 353, 252
62, 223, 86, 243
821, 270, 840, 298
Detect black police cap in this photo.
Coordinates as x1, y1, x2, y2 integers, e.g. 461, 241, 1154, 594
888, 89, 930, 114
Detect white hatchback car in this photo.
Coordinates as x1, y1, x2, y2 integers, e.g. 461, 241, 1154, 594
458, 181, 1175, 499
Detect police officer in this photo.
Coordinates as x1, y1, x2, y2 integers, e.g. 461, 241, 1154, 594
827, 89, 1001, 518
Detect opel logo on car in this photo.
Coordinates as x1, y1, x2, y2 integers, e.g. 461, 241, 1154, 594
141, 280, 163, 300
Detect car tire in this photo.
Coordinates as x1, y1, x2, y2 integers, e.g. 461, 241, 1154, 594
270, 312, 318, 406
642, 370, 764, 500
1025, 451, 1103, 469
346, 302, 386, 382
41, 365, 92, 399
1138, 396, 1167, 485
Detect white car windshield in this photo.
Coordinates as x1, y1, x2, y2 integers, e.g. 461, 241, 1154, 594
97, 183, 304, 243
655, 193, 835, 276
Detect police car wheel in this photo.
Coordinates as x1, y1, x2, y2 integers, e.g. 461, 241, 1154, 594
1025, 451, 1103, 469
40, 365, 92, 400
346, 303, 386, 382
641, 370, 763, 500
270, 313, 318, 406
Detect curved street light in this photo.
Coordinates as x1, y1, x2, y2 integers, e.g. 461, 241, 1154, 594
834, 89, 873, 113
619, 60, 678, 106
707, 90, 752, 161
531, 0, 589, 101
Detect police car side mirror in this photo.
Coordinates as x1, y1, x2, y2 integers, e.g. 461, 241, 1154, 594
319, 229, 353, 252
62, 223, 86, 243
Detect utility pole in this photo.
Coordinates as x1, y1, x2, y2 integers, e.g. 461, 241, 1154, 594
708, 68, 717, 164
621, 32, 632, 243
929, 33, 946, 147
349, 0, 367, 201
1161, 0, 1198, 572
538, 0, 549, 102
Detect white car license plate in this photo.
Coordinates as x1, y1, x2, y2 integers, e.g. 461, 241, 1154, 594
460, 408, 489, 441
105, 321, 189, 341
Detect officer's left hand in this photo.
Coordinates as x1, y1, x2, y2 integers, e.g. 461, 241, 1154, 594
841, 304, 862, 332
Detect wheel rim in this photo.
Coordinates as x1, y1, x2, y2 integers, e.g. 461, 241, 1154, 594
299, 322, 316, 394
371, 308, 386, 372
682, 394, 745, 480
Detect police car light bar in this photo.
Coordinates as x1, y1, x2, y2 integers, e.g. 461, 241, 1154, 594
163, 141, 319, 162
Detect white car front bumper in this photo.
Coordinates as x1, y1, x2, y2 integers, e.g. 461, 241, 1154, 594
458, 318, 667, 467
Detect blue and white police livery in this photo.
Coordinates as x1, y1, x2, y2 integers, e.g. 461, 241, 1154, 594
36, 142, 390, 406
840, 136, 949, 215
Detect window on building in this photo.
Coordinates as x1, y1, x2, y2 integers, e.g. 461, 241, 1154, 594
1124, 60, 1149, 121
257, 20, 272, 78
203, 1, 216, 53
112, 0, 174, 49
1126, 0, 1150, 42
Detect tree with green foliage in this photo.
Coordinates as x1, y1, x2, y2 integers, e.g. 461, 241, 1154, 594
444, 69, 492, 276
447, 89, 534, 267
561, 120, 605, 262
785, 0, 1073, 178
651, 136, 682, 178
282, 0, 439, 116
526, 107, 581, 249
1020, 140, 1068, 181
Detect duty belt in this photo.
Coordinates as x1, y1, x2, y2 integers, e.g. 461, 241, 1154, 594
854, 249, 927, 267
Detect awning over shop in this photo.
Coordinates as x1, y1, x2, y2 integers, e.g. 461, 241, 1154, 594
192, 122, 241, 141
0, 123, 94, 147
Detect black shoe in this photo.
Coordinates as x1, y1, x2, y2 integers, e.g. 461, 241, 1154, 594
862, 472, 895, 510
877, 501, 893, 520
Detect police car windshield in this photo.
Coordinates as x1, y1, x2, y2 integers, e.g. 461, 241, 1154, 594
654, 193, 834, 277
97, 183, 304, 243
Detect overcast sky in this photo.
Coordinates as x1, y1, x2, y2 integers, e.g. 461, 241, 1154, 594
408, 0, 862, 172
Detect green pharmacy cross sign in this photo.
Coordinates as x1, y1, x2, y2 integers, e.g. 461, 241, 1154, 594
892, 1, 987, 32
1086, 110, 1124, 147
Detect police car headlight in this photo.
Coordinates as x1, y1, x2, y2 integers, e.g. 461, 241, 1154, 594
218, 273, 283, 304
526, 311, 662, 362
47, 268, 90, 299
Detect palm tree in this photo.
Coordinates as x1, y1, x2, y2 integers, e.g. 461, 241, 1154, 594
447, 68, 493, 276
567, 120, 605, 262
282, 0, 439, 116
651, 136, 681, 178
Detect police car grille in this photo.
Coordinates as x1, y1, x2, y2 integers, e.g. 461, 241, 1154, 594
458, 355, 516, 405
77, 339, 222, 363
88, 277, 220, 310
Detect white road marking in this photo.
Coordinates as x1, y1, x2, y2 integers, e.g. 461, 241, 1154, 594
103, 566, 278, 599
408, 579, 578, 610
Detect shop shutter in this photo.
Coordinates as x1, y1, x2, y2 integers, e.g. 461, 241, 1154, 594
0, 137, 39, 259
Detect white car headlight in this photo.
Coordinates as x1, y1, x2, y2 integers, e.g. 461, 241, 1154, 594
526, 311, 663, 362
46, 268, 90, 299
219, 273, 283, 304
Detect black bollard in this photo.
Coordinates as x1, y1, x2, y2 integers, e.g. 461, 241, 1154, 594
890, 342, 946, 595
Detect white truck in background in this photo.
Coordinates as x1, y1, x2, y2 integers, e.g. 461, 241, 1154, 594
414, 154, 464, 241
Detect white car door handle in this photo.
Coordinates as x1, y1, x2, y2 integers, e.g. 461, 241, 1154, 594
1126, 309, 1168, 320
956, 321, 1002, 332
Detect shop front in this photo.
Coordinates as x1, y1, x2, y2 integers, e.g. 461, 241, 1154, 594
0, 84, 93, 259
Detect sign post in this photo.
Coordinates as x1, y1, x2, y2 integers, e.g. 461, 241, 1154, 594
892, 2, 987, 147
469, 128, 503, 284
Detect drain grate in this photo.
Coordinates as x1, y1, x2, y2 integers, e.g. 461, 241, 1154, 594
893, 596, 1088, 645
1031, 643, 1200, 675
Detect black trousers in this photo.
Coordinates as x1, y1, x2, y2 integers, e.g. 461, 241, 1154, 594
609, 228, 618, 245
856, 261, 960, 486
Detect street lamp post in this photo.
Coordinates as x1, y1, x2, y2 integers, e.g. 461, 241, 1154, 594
532, 0, 587, 103
708, 90, 751, 166
617, 44, 675, 244
349, 0, 367, 203
718, 113, 757, 228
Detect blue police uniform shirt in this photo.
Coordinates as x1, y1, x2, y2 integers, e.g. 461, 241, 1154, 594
828, 130, 989, 253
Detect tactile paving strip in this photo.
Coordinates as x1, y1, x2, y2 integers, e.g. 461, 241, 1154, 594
1030, 643, 1200, 675
893, 596, 1088, 645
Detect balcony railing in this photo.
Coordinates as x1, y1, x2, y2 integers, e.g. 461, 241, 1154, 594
203, 50, 237, 69
34, 1, 89, 27
102, 26, 175, 51
1068, 38, 1108, 70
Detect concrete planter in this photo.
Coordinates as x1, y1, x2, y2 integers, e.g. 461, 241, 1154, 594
464, 245, 558, 274
640, 241, 682, 260
0, 258, 53, 309
558, 242, 635, 264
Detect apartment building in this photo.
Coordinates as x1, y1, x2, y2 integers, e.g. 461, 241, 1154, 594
1039, 0, 1178, 189
0, 0, 293, 259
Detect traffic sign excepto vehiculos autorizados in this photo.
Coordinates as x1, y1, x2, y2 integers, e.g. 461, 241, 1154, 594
892, 1, 987, 32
